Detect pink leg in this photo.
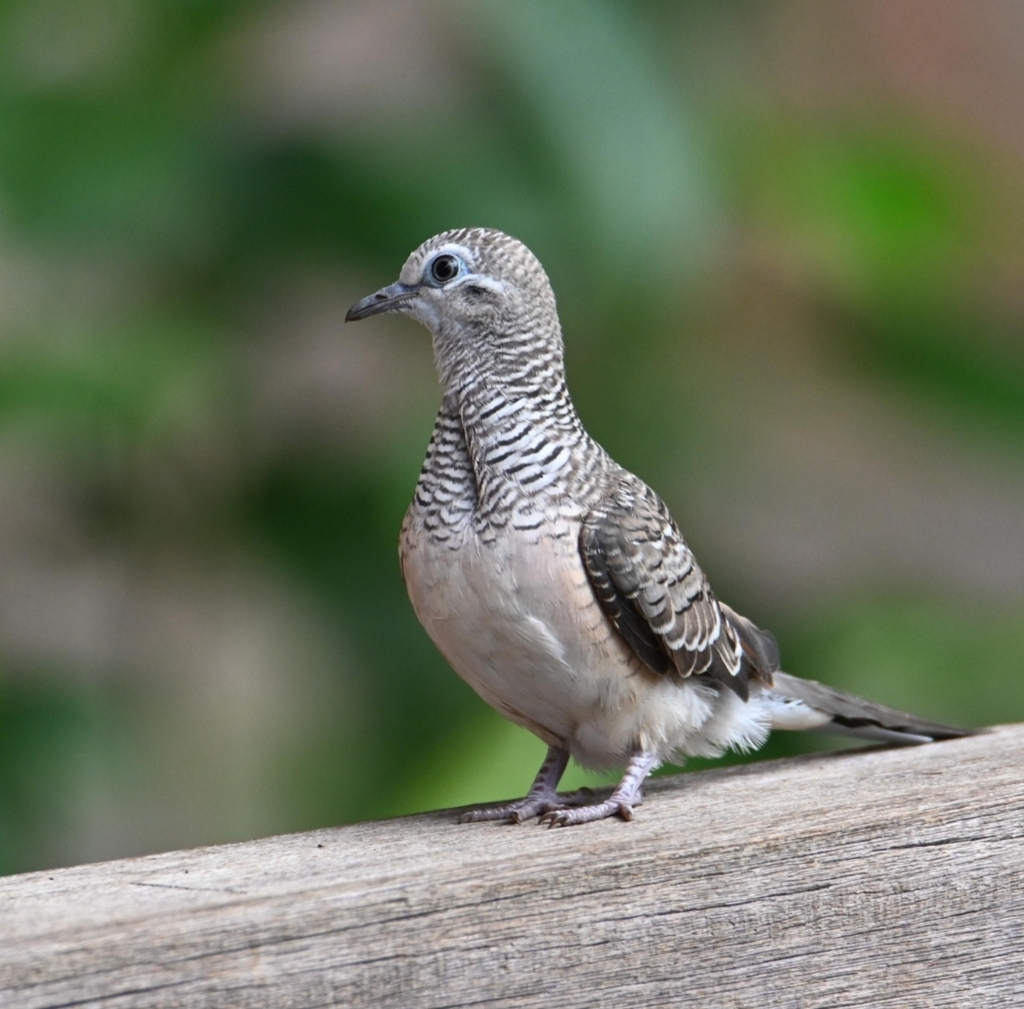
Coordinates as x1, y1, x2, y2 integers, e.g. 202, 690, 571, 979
538, 750, 657, 827
459, 746, 592, 824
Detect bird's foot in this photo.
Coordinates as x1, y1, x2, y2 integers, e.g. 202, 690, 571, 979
537, 790, 643, 827
459, 787, 595, 824
537, 750, 656, 828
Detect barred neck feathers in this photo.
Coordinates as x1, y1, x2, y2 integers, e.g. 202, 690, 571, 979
459, 383, 586, 521
410, 402, 477, 545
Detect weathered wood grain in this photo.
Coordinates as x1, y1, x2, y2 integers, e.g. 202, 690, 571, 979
1, 726, 1022, 1009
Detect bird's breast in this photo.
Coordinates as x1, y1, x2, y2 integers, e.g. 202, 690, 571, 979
400, 510, 642, 746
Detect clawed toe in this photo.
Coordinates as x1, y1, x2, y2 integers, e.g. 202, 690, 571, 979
459, 807, 503, 824
459, 794, 561, 825
459, 803, 532, 824
509, 802, 546, 824
537, 810, 570, 828
538, 799, 634, 827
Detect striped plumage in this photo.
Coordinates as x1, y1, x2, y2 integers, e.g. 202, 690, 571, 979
346, 227, 967, 827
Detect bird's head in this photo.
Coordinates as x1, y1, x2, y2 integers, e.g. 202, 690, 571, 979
346, 228, 563, 393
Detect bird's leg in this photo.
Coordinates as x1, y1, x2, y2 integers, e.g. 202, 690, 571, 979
538, 750, 657, 827
459, 745, 586, 824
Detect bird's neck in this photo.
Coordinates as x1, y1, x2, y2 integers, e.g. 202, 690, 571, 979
455, 362, 581, 437
442, 364, 594, 505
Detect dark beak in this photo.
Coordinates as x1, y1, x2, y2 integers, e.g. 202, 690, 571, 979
345, 282, 416, 322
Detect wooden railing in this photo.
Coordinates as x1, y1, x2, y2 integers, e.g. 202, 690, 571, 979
3, 725, 1022, 1008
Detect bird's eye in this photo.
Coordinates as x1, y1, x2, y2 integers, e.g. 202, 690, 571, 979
429, 254, 460, 284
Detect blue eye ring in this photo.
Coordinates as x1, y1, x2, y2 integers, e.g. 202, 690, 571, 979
429, 254, 460, 284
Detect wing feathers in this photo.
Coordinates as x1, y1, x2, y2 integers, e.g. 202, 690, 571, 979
719, 602, 780, 676
580, 484, 777, 699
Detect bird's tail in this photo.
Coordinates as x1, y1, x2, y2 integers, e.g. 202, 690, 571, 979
767, 671, 970, 745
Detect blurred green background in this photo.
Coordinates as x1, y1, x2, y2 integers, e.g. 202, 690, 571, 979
2, 0, 1024, 875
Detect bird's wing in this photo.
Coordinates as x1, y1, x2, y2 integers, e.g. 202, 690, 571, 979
580, 483, 777, 699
